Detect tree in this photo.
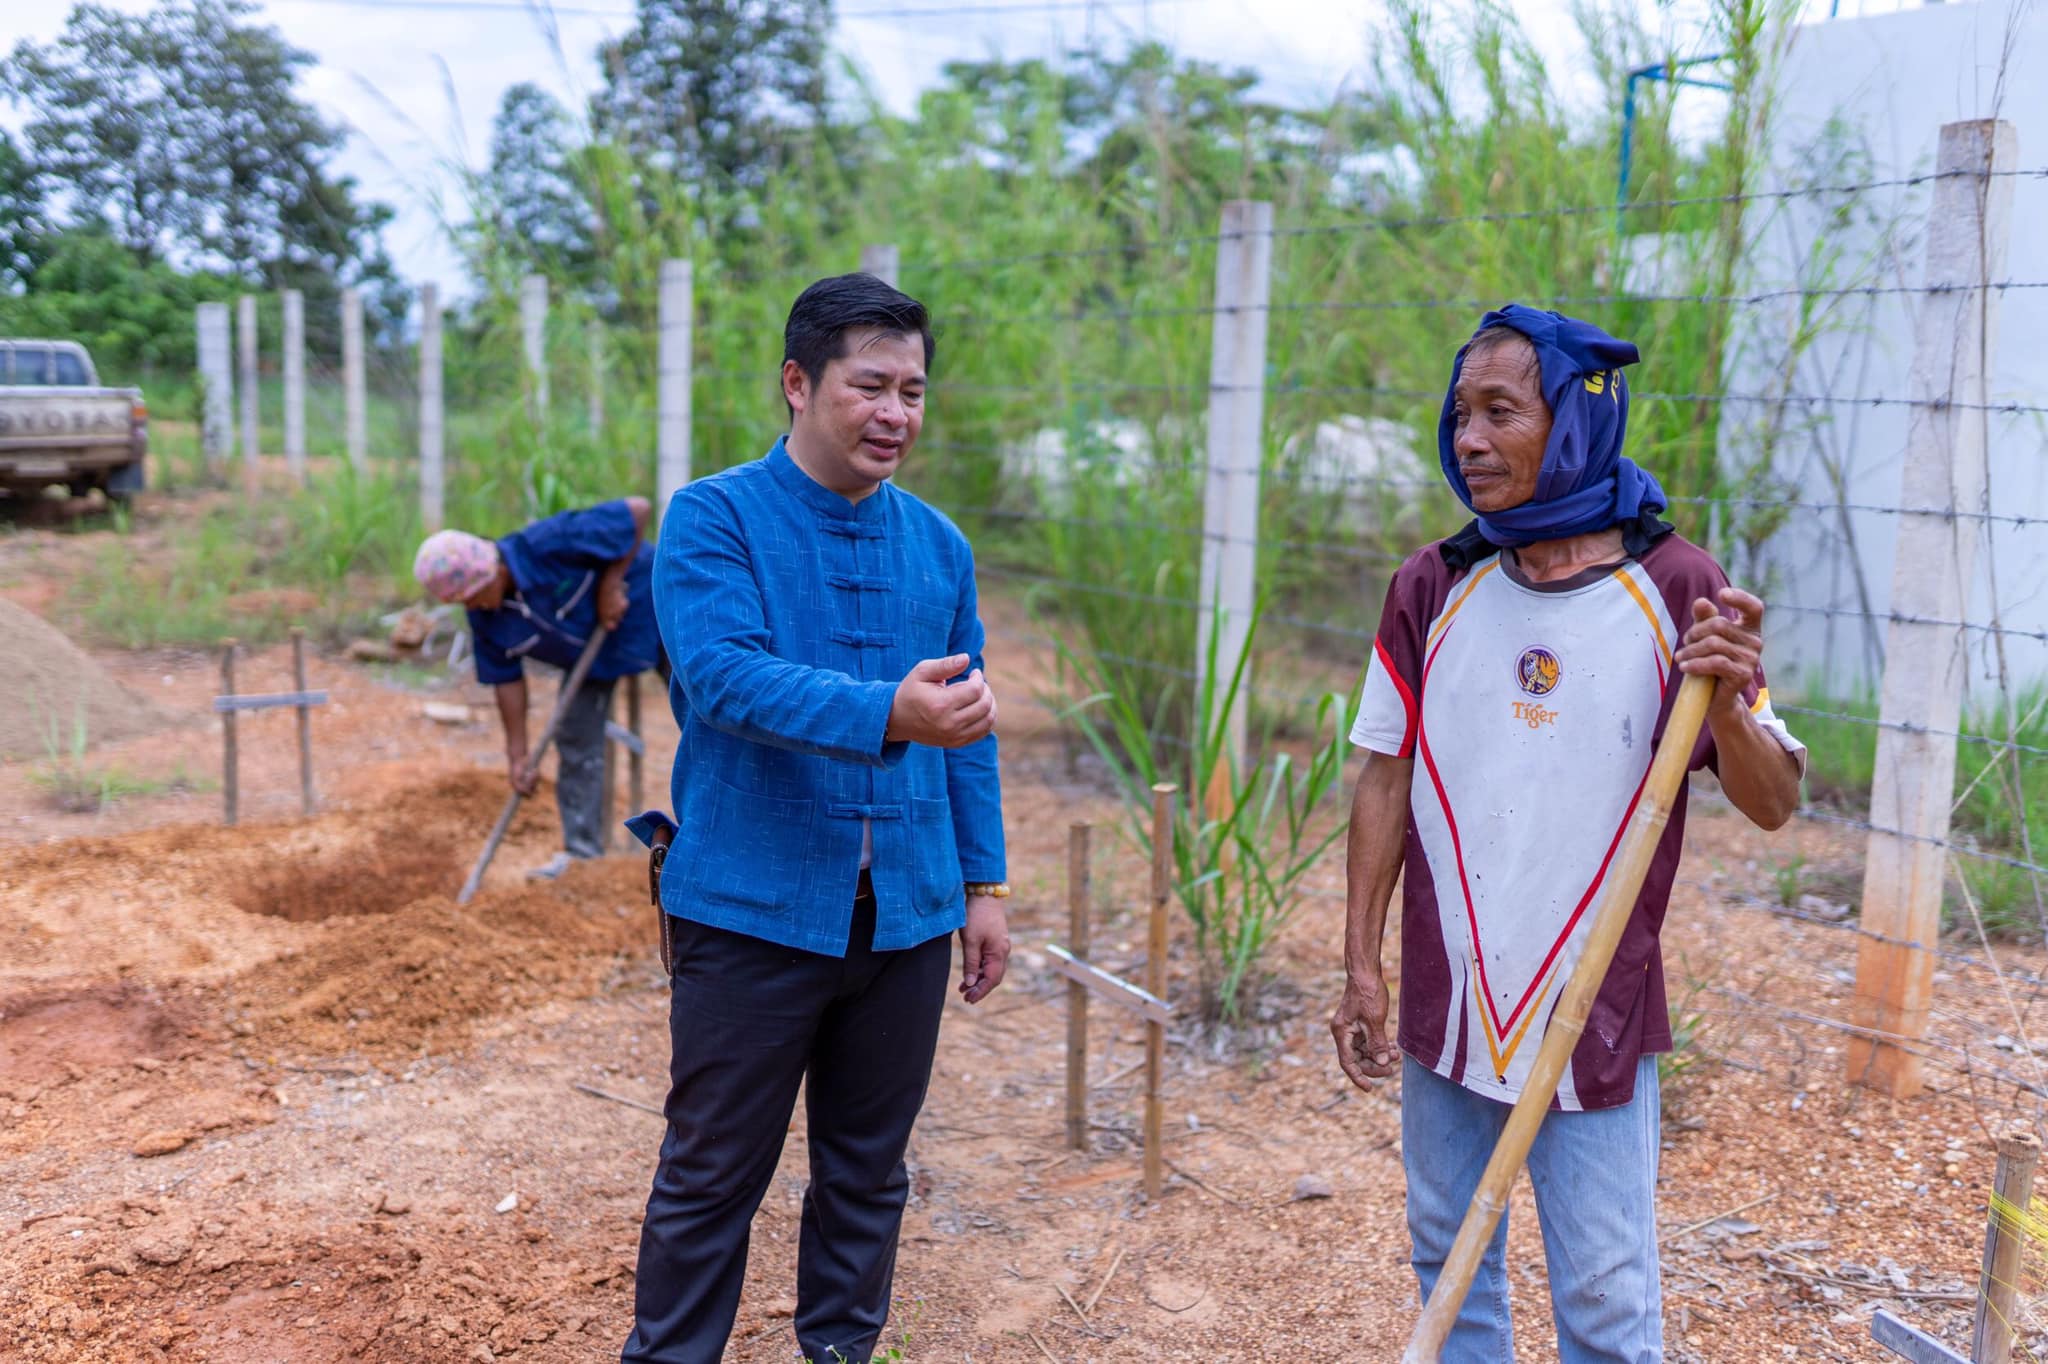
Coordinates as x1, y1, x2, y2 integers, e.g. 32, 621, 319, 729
3, 0, 393, 286
590, 0, 831, 191
4, 3, 183, 264
482, 83, 596, 279
0, 129, 47, 287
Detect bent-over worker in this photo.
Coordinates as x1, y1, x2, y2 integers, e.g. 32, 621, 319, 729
413, 497, 662, 879
1330, 305, 1807, 1362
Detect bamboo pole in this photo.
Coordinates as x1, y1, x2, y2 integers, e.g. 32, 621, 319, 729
1974, 1130, 2040, 1364
1144, 783, 1175, 1201
1065, 821, 1092, 1151
291, 628, 315, 815
219, 639, 238, 826
1403, 674, 1714, 1361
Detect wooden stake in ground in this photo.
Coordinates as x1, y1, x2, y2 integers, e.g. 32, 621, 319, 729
1065, 820, 1092, 1151
291, 628, 315, 815
1403, 674, 1713, 1362
219, 639, 238, 826
1975, 1129, 2041, 1364
627, 671, 645, 815
456, 627, 610, 905
1145, 782, 1174, 1202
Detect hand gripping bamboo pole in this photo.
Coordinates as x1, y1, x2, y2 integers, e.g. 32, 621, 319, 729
1404, 672, 1713, 1362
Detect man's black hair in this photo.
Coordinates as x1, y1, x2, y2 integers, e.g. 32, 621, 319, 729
782, 273, 935, 415
1463, 323, 1541, 381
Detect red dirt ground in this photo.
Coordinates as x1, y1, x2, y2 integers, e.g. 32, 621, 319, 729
1, 504, 2041, 1362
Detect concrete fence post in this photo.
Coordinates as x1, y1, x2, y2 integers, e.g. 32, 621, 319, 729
281, 287, 306, 483
419, 283, 445, 532
521, 273, 549, 424
656, 259, 693, 512
342, 285, 367, 470
1196, 200, 1274, 771
236, 294, 259, 491
859, 243, 900, 289
1847, 118, 2018, 1099
196, 303, 233, 479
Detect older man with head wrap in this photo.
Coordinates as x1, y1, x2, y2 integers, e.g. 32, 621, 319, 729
1330, 307, 1806, 1361
414, 497, 663, 878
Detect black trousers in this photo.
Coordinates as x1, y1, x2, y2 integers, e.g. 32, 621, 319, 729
622, 876, 951, 1364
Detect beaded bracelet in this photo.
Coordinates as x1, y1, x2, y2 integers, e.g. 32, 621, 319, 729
964, 882, 1012, 899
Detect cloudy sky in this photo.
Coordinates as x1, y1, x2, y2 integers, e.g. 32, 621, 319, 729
0, 0, 1884, 290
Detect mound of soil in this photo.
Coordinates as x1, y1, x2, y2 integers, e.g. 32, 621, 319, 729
228, 858, 653, 1057
0, 598, 165, 760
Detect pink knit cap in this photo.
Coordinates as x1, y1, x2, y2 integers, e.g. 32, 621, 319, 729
413, 530, 501, 603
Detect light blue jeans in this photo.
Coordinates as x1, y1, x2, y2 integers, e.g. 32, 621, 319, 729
1403, 1054, 1663, 1363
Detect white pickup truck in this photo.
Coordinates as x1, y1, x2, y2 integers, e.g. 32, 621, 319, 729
0, 339, 148, 502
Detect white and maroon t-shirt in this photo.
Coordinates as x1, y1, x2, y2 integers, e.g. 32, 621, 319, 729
1351, 531, 1803, 1111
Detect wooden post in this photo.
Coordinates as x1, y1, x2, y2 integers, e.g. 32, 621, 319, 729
1065, 821, 1092, 1151
600, 683, 618, 854
859, 243, 900, 290
196, 303, 233, 479
587, 319, 605, 438
236, 294, 259, 492
627, 671, 645, 815
521, 273, 549, 424
220, 639, 239, 827
418, 283, 445, 532
1196, 201, 1273, 771
281, 288, 305, 482
1848, 119, 2018, 1100
657, 259, 692, 511
341, 286, 367, 471
1975, 1131, 2040, 1364
291, 628, 315, 815
1144, 783, 1175, 1200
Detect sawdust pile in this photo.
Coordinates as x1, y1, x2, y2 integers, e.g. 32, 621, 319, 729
0, 598, 165, 760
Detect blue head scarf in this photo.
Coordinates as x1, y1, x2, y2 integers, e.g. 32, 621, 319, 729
1436, 304, 1666, 548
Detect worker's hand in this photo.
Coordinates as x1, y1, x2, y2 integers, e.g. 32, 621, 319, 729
506, 749, 540, 797
1677, 587, 1766, 713
886, 654, 997, 749
1331, 969, 1398, 1090
597, 574, 629, 633
958, 895, 1011, 1004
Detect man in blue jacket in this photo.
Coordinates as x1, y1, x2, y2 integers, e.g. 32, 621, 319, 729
413, 496, 662, 878
622, 273, 1009, 1364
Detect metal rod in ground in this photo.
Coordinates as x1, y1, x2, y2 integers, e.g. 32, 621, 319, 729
456, 627, 610, 905
1974, 1129, 2040, 1364
1144, 783, 1175, 1201
1403, 674, 1713, 1362
627, 671, 644, 815
291, 628, 314, 815
219, 639, 238, 826
1066, 820, 1092, 1151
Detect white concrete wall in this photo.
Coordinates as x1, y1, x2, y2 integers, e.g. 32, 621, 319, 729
1723, 1, 2048, 696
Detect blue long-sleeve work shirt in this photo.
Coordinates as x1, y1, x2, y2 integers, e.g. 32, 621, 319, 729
651, 438, 1006, 956
467, 499, 661, 685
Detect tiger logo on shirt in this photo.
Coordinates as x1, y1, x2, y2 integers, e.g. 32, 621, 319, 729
1516, 645, 1561, 697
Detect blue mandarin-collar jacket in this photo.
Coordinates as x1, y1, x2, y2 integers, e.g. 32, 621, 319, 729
467, 499, 661, 685
651, 439, 1006, 956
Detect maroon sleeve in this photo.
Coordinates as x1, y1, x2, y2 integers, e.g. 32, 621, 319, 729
1351, 545, 1459, 758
